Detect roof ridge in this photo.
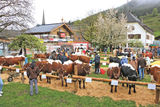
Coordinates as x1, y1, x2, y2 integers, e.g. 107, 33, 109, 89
36, 23, 64, 26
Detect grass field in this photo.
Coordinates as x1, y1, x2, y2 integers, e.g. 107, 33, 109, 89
0, 82, 157, 107
88, 71, 151, 83
142, 15, 160, 37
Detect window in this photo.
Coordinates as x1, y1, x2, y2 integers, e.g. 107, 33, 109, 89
128, 26, 135, 31
146, 43, 149, 46
131, 26, 135, 30
146, 35, 149, 40
128, 34, 141, 39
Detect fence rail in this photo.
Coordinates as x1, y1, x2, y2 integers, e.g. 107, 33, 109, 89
1, 65, 160, 103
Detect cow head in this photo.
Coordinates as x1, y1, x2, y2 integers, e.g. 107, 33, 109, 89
112, 67, 120, 79
128, 74, 138, 81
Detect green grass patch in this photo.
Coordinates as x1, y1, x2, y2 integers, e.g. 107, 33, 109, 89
138, 74, 151, 83
88, 72, 109, 79
154, 31, 160, 37
142, 15, 160, 35
88, 70, 151, 83
0, 82, 139, 107
100, 65, 109, 67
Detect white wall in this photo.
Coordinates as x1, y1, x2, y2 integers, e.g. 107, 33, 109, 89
127, 22, 154, 47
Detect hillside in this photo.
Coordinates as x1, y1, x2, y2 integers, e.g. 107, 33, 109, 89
141, 15, 160, 37
118, 0, 160, 17
73, 0, 160, 37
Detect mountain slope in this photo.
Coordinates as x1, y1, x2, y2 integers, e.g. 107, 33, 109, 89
118, 0, 160, 17
73, 0, 160, 37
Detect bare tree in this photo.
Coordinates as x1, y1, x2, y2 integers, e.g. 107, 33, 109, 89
95, 9, 128, 48
0, 0, 34, 32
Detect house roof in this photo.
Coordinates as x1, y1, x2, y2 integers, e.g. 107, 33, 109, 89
126, 12, 141, 23
126, 12, 153, 34
25, 23, 74, 34
0, 30, 22, 39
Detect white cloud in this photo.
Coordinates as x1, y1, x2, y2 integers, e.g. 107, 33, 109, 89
32, 0, 129, 26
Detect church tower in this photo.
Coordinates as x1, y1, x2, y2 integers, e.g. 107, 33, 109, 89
42, 10, 45, 25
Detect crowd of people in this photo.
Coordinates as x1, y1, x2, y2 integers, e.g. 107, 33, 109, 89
0, 46, 159, 97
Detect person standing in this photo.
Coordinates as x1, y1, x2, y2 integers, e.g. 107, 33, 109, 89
157, 47, 160, 58
129, 56, 138, 72
104, 47, 107, 57
27, 61, 40, 96
0, 77, 3, 96
93, 52, 100, 74
138, 54, 146, 80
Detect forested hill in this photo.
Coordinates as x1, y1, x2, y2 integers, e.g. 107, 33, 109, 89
73, 0, 160, 37
118, 0, 160, 17
118, 0, 160, 37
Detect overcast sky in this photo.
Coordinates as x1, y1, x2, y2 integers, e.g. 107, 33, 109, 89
33, 0, 130, 26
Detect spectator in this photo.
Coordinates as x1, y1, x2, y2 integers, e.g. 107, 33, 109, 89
121, 56, 128, 65
129, 56, 138, 72
27, 61, 40, 96
152, 48, 155, 58
61, 53, 68, 64
104, 47, 107, 57
0, 76, 3, 96
93, 52, 100, 74
49, 51, 57, 60
82, 49, 86, 55
157, 47, 160, 58
138, 54, 146, 80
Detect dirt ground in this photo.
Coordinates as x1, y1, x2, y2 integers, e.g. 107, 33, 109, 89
0, 72, 157, 106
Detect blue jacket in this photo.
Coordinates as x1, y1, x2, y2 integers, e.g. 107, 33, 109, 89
94, 54, 100, 63
121, 58, 128, 65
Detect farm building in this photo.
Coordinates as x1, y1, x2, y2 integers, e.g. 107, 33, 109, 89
25, 22, 89, 52
126, 12, 155, 48
0, 30, 22, 56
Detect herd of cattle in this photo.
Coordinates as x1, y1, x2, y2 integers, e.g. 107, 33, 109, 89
0, 53, 160, 95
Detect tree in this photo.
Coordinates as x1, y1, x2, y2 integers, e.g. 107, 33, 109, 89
73, 11, 98, 46
9, 34, 46, 56
152, 8, 159, 17
94, 9, 128, 48
128, 40, 144, 48
0, 0, 34, 32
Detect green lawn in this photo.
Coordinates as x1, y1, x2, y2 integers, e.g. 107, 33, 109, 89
88, 71, 151, 83
88, 72, 109, 79
0, 82, 139, 107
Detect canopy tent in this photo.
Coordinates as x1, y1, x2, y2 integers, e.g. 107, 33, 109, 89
153, 40, 160, 47
149, 44, 156, 46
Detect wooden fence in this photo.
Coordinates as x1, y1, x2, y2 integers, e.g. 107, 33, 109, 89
1, 65, 160, 103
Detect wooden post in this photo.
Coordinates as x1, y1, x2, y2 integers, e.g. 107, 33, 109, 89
73, 65, 78, 93
155, 88, 160, 104
21, 72, 24, 84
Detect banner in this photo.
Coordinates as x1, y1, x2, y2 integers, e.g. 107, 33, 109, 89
60, 33, 65, 38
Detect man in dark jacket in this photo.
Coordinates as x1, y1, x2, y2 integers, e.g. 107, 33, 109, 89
27, 61, 40, 96
49, 51, 57, 60
93, 52, 100, 74
138, 54, 146, 80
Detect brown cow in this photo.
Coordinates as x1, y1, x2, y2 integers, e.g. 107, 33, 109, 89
149, 65, 160, 103
34, 54, 47, 59
107, 64, 120, 93
59, 60, 91, 88
69, 55, 79, 62
3, 57, 25, 66
150, 65, 160, 83
78, 55, 90, 63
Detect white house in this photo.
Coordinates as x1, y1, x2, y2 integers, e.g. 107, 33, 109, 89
126, 12, 154, 48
